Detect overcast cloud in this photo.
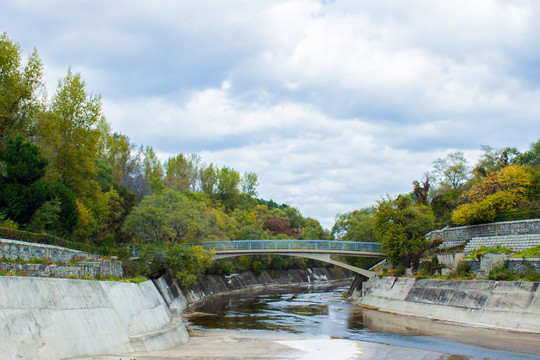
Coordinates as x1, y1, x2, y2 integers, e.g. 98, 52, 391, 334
2, 0, 539, 228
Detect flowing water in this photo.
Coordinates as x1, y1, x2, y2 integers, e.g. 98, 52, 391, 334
186, 285, 540, 359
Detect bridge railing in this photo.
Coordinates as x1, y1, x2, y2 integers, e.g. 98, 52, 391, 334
190, 240, 382, 253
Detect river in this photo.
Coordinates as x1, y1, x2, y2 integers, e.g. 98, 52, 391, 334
182, 285, 540, 360
92, 284, 540, 359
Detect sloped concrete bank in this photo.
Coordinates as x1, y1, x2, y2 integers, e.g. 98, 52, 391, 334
351, 276, 540, 333
0, 277, 188, 360
0, 267, 348, 360
154, 267, 351, 314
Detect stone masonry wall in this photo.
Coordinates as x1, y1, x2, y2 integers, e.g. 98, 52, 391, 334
426, 219, 540, 249
0, 239, 123, 278
1, 238, 100, 262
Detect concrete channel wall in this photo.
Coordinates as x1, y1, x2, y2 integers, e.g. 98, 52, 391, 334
0, 267, 347, 360
0, 277, 188, 360
154, 267, 351, 314
352, 276, 540, 333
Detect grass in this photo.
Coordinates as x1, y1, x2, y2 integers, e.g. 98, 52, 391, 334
511, 244, 540, 259
463, 246, 513, 259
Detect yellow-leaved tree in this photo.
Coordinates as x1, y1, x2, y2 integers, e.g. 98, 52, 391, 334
452, 165, 532, 225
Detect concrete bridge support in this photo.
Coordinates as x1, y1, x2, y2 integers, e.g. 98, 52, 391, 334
214, 252, 375, 278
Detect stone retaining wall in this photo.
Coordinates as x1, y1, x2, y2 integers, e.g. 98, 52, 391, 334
0, 238, 123, 278
0, 261, 123, 278
426, 219, 540, 249
1, 238, 100, 262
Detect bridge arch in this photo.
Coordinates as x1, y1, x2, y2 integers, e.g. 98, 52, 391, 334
189, 240, 385, 278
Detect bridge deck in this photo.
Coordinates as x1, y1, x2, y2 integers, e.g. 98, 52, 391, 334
195, 239, 383, 256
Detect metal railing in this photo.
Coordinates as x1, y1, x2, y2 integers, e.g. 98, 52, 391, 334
190, 239, 382, 253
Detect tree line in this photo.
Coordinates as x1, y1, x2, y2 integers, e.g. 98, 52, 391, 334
332, 139, 540, 266
0, 32, 328, 282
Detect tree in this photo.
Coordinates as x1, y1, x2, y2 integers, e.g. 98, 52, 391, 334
374, 195, 434, 265
452, 165, 533, 225
263, 217, 297, 238
0, 33, 44, 144
0, 136, 49, 224
432, 152, 469, 190
164, 153, 201, 192
241, 172, 259, 198
36, 69, 107, 198
300, 217, 326, 240
123, 187, 221, 244
216, 166, 241, 210
412, 173, 431, 205
140, 242, 213, 285
473, 145, 521, 178
518, 138, 540, 166
200, 163, 217, 195
331, 208, 376, 242
101, 132, 138, 185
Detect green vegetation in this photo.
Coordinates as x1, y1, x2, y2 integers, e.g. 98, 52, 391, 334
463, 246, 513, 259
0, 32, 330, 283
2, 31, 540, 282
511, 245, 540, 259
488, 262, 540, 282
332, 141, 540, 269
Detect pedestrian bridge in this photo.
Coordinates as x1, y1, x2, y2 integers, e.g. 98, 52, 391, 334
193, 240, 385, 278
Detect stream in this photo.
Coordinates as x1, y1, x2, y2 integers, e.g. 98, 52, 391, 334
185, 285, 540, 360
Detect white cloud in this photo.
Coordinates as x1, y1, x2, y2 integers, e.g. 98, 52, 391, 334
3, 0, 540, 228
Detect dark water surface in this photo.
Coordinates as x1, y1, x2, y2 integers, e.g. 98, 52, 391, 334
187, 285, 540, 359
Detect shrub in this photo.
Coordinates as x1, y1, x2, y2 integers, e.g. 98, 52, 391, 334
489, 262, 517, 281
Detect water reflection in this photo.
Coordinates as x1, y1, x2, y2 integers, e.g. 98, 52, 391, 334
186, 286, 540, 359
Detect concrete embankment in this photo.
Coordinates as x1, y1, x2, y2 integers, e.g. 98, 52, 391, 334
0, 277, 188, 360
154, 267, 350, 314
0, 267, 347, 360
351, 276, 540, 333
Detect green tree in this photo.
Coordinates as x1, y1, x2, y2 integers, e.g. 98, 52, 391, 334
433, 151, 470, 190
140, 242, 213, 285
101, 132, 138, 184
300, 217, 326, 240
331, 208, 376, 242
374, 195, 434, 265
200, 163, 218, 195
518, 138, 540, 166
0, 136, 49, 224
164, 153, 201, 191
36, 69, 107, 198
123, 187, 221, 244
0, 33, 44, 144
473, 145, 521, 178
216, 166, 241, 210
241, 172, 259, 198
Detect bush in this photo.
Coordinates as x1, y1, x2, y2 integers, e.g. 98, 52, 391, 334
252, 261, 265, 276
489, 262, 518, 281
464, 246, 513, 259
446, 261, 474, 280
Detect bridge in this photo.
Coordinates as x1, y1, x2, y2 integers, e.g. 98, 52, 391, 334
192, 240, 385, 278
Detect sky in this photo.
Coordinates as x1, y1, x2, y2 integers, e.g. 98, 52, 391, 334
2, 0, 540, 229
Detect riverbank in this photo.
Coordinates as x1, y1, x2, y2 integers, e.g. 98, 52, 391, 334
72, 285, 540, 360
154, 267, 352, 314
351, 276, 540, 333
0, 267, 348, 359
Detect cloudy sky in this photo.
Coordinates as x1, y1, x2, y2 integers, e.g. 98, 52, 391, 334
2, 0, 540, 228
